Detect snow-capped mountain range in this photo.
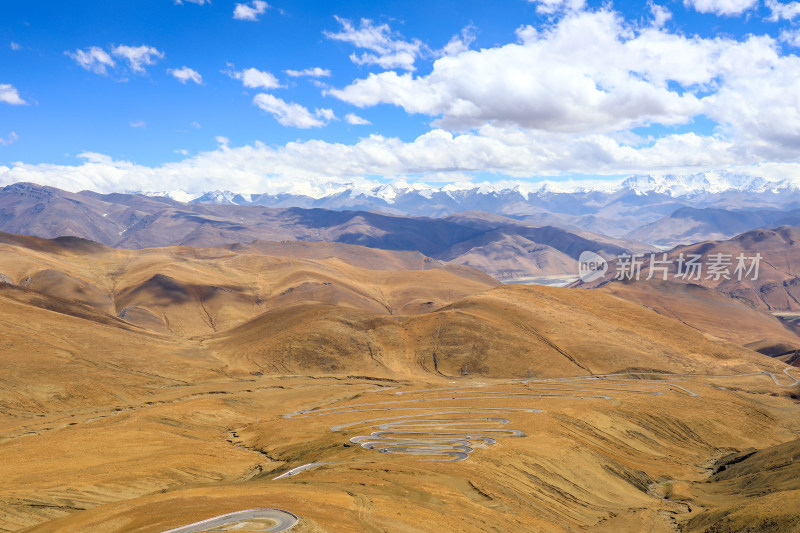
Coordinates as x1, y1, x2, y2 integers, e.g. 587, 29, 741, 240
137, 172, 799, 242
135, 172, 800, 208
3, 173, 800, 255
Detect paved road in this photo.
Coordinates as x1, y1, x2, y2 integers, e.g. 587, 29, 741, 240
278, 368, 798, 468
162, 508, 298, 533
282, 376, 701, 462
514, 369, 799, 388
273, 462, 330, 480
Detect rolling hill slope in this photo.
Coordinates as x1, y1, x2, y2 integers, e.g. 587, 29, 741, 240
580, 226, 800, 312
0, 232, 498, 337
1, 232, 798, 532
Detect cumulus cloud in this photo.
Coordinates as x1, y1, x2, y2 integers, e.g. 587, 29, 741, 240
326, 7, 800, 160
66, 46, 116, 75
10, 42, 21, 51
2, 126, 794, 196
10, 3, 800, 196
697, 36, 800, 157
253, 93, 335, 128
111, 45, 164, 74
130, 120, 146, 128
0, 132, 19, 146
437, 26, 477, 57
285, 67, 332, 77
345, 113, 371, 125
225, 66, 282, 89
324, 16, 424, 71
649, 2, 672, 26
683, 0, 758, 16
168, 66, 203, 84
0, 84, 26, 105
233, 0, 268, 21
781, 28, 800, 47
529, 0, 586, 15
329, 11, 713, 133
765, 0, 800, 21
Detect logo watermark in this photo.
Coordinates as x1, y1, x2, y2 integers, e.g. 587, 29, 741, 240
578, 252, 762, 282
578, 251, 608, 282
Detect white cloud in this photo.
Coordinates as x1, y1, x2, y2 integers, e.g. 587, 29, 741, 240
66, 46, 116, 75
324, 16, 424, 71
0, 132, 19, 146
0, 84, 26, 105
329, 11, 713, 133
215, 136, 230, 147
8, 4, 800, 196
233, 0, 268, 21
285, 67, 332, 78
438, 27, 476, 57
176, 0, 210, 4
168, 66, 203, 84
765, 0, 800, 21
225, 66, 282, 89
529, 0, 586, 15
345, 113, 371, 125
191, 121, 202, 129
253, 93, 334, 128
130, 120, 147, 129
780, 28, 800, 47
649, 2, 672, 27
683, 0, 758, 16
3, 127, 797, 196
327, 7, 800, 161
10, 42, 21, 51
316, 108, 336, 122
111, 45, 164, 74
309, 79, 330, 91
701, 38, 800, 157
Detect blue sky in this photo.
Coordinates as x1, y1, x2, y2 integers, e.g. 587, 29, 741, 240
1, 0, 800, 194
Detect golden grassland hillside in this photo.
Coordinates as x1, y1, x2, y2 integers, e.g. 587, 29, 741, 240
598, 279, 800, 354
205, 284, 783, 379
1, 232, 799, 532
0, 231, 497, 336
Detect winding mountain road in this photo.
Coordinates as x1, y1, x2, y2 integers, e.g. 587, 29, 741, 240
161, 508, 298, 533
276, 368, 799, 471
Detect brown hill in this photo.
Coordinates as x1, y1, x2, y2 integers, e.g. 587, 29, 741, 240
598, 280, 800, 355
578, 226, 800, 310
0, 231, 783, 409
1, 233, 799, 532
0, 183, 649, 280
684, 439, 800, 532
0, 282, 218, 418
207, 284, 778, 379
0, 230, 781, 383
0, 232, 498, 337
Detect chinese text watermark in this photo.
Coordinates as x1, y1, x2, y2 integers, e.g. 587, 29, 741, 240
579, 252, 762, 282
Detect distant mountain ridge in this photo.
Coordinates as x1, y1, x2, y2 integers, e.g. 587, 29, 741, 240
5, 179, 800, 278
627, 207, 800, 247
0, 182, 647, 281
131, 172, 800, 240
